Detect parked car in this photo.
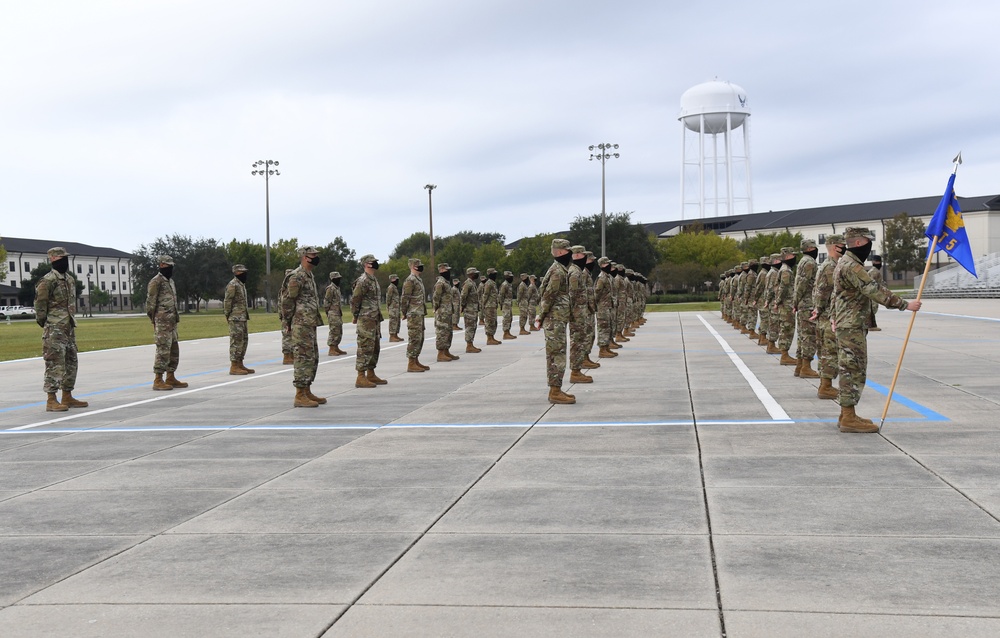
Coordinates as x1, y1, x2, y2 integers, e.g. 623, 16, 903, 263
0, 305, 36, 320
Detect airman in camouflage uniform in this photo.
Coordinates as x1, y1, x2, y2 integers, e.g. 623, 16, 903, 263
386, 274, 402, 342
754, 257, 770, 344
282, 246, 326, 407
537, 238, 575, 404
793, 239, 820, 378
324, 271, 346, 356
583, 252, 600, 361
481, 267, 501, 345
867, 255, 883, 331
595, 256, 617, 358
224, 264, 254, 375
811, 234, 844, 400
434, 263, 459, 362
35, 247, 87, 411
516, 273, 531, 335
528, 275, 540, 331
460, 268, 482, 352
146, 255, 188, 391
279, 268, 295, 364
451, 277, 462, 330
742, 260, 758, 337
773, 247, 798, 365
567, 245, 595, 384
402, 258, 428, 372
500, 270, 517, 339
763, 254, 781, 352
833, 228, 921, 432
352, 254, 386, 387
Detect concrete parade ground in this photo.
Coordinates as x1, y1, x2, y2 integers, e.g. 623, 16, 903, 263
2, 300, 1000, 637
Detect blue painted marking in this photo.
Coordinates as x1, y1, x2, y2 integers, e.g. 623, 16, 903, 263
865, 380, 950, 422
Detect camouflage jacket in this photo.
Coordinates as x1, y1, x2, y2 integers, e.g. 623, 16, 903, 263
516, 280, 529, 307
278, 271, 294, 323
567, 263, 590, 322
401, 273, 426, 317
812, 259, 836, 321
460, 279, 480, 314
753, 269, 768, 306
498, 280, 513, 307
793, 255, 817, 310
773, 263, 794, 307
481, 278, 499, 308
224, 277, 249, 322
585, 269, 596, 313
763, 269, 779, 308
594, 270, 613, 310
528, 282, 539, 307
283, 266, 323, 327
867, 265, 883, 284
741, 270, 757, 305
432, 276, 451, 313
385, 282, 400, 316
35, 269, 77, 329
324, 284, 342, 318
352, 272, 382, 321
146, 272, 180, 325
833, 250, 908, 329
538, 260, 570, 323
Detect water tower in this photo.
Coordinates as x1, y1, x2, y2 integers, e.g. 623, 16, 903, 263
679, 80, 752, 219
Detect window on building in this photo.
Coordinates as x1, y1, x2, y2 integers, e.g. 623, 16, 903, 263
88, 265, 93, 274
76, 264, 82, 274
123, 282, 128, 291
101, 281, 106, 290
113, 298, 118, 307
111, 281, 116, 290
10, 280, 16, 288
100, 265, 105, 274
111, 266, 116, 274
893, 271, 903, 281
818, 254, 827, 264
8, 261, 13, 272
24, 262, 30, 271
818, 233, 826, 245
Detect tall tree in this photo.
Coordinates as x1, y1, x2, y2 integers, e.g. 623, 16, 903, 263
654, 228, 745, 293
436, 240, 475, 279
738, 230, 804, 259
0, 237, 8, 283
472, 241, 509, 274
443, 231, 505, 249
224, 239, 267, 306
505, 233, 557, 279
185, 238, 229, 311
18, 262, 53, 306
568, 212, 659, 274
882, 212, 927, 276
390, 232, 438, 260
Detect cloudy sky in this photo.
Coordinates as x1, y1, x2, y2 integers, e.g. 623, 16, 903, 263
3, 0, 997, 261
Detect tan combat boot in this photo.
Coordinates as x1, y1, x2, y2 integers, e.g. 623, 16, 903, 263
446, 350, 460, 360
739, 326, 750, 335
757, 334, 769, 346
466, 342, 482, 353
478, 318, 485, 326
152, 374, 173, 391
766, 341, 781, 354
294, 387, 319, 408
389, 334, 404, 343
817, 378, 838, 400
230, 362, 249, 376
328, 347, 337, 356
487, 335, 502, 345
800, 359, 820, 378
519, 327, 531, 335
530, 324, 540, 331
415, 358, 429, 370
355, 371, 376, 388
548, 386, 576, 404
437, 350, 451, 362
334, 346, 347, 356
407, 358, 425, 373
239, 360, 255, 374
282, 353, 294, 365
503, 330, 516, 340
617, 332, 630, 343
165, 372, 189, 388
569, 370, 593, 384
793, 359, 803, 377
599, 346, 617, 358
779, 351, 797, 366
60, 390, 89, 408
46, 392, 68, 412
609, 339, 622, 349
582, 356, 600, 369
748, 330, 759, 340
305, 386, 327, 404
453, 324, 462, 331
367, 369, 388, 385
839, 406, 878, 433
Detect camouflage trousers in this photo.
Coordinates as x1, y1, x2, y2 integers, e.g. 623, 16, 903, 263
586, 312, 596, 352
326, 316, 342, 347
869, 300, 879, 328
502, 301, 513, 333
776, 303, 795, 351
484, 304, 498, 337
518, 304, 529, 331
743, 303, 755, 330
837, 326, 868, 407
281, 325, 292, 356
435, 309, 453, 351
291, 324, 318, 388
543, 317, 568, 387
463, 311, 479, 343
816, 317, 838, 380
528, 303, 538, 327
153, 321, 180, 374
406, 313, 425, 359
767, 307, 780, 342
757, 307, 768, 336
42, 324, 79, 393
452, 303, 460, 327
795, 309, 817, 359
596, 306, 612, 347
355, 317, 381, 372
609, 304, 618, 336
229, 320, 248, 362
388, 311, 401, 337
569, 318, 589, 370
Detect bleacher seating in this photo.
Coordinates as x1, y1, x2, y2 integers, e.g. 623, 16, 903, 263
912, 253, 1000, 298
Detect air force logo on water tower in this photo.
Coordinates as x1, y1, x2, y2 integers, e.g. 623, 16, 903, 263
739, 94, 747, 107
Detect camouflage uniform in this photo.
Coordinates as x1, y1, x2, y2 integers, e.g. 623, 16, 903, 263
402, 259, 427, 360
460, 269, 481, 345
584, 254, 598, 353
324, 272, 343, 350
754, 258, 769, 337
812, 239, 841, 381
528, 276, 540, 329
833, 232, 910, 408
146, 260, 181, 375
793, 240, 818, 362
282, 263, 323, 388
351, 263, 383, 373
594, 257, 614, 349
867, 259, 883, 329
773, 248, 796, 353
742, 262, 758, 332
539, 243, 571, 388
451, 278, 461, 328
433, 266, 454, 352
386, 277, 400, 338
278, 269, 294, 360
499, 271, 515, 336
516, 274, 530, 333
764, 255, 781, 344
482, 268, 500, 340
224, 264, 251, 367
35, 249, 80, 394
567, 248, 591, 371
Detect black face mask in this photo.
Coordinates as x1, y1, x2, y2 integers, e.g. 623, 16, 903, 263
331, 278, 341, 286
555, 252, 572, 266
471, 274, 479, 281
761, 264, 770, 271
236, 272, 248, 283
572, 257, 587, 268
159, 266, 174, 279
505, 276, 513, 282
804, 248, 819, 260
601, 265, 611, 273
390, 279, 398, 286
52, 258, 69, 274
750, 264, 759, 272
848, 241, 872, 262
416, 265, 424, 272
440, 270, 450, 280
872, 261, 882, 269
484, 273, 494, 281
784, 257, 797, 268
586, 261, 596, 272
307, 256, 320, 266
369, 262, 379, 270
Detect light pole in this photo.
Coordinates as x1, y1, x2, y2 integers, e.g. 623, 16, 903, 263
424, 184, 437, 273
86, 274, 92, 317
588, 143, 619, 258
251, 159, 280, 311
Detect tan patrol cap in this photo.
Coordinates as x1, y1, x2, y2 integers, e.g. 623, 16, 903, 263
845, 227, 875, 241
47, 247, 69, 258
232, 264, 248, 274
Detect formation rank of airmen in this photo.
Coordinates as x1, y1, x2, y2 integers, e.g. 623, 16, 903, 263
34, 242, 649, 411
719, 228, 920, 433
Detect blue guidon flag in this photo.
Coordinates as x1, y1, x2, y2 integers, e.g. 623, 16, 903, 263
926, 171, 977, 277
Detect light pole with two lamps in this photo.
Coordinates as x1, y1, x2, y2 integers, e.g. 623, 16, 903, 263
588, 143, 619, 258
424, 184, 437, 273
251, 159, 280, 312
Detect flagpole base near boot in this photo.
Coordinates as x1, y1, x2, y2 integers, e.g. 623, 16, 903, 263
839, 406, 878, 433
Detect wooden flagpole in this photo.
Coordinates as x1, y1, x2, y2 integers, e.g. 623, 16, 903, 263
878, 154, 961, 432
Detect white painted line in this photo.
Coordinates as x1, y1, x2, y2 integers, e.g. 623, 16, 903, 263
696, 314, 791, 421
922, 311, 1000, 323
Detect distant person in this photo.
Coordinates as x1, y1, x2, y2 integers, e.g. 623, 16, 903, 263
516, 273, 530, 335
528, 274, 540, 331
278, 268, 295, 364
224, 264, 254, 375
451, 277, 462, 331
282, 246, 326, 407
146, 255, 188, 391
401, 258, 428, 372
433, 263, 459, 362
386, 274, 402, 342
536, 239, 575, 404
482, 267, 501, 345
34, 247, 87, 412
810, 234, 845, 400
460, 268, 482, 353
595, 257, 617, 358
867, 255, 883, 331
793, 240, 819, 378
773, 247, 798, 366
324, 271, 346, 356
352, 255, 386, 387
499, 270, 517, 340
833, 228, 921, 433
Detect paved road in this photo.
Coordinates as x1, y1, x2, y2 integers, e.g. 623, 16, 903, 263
2, 301, 999, 637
